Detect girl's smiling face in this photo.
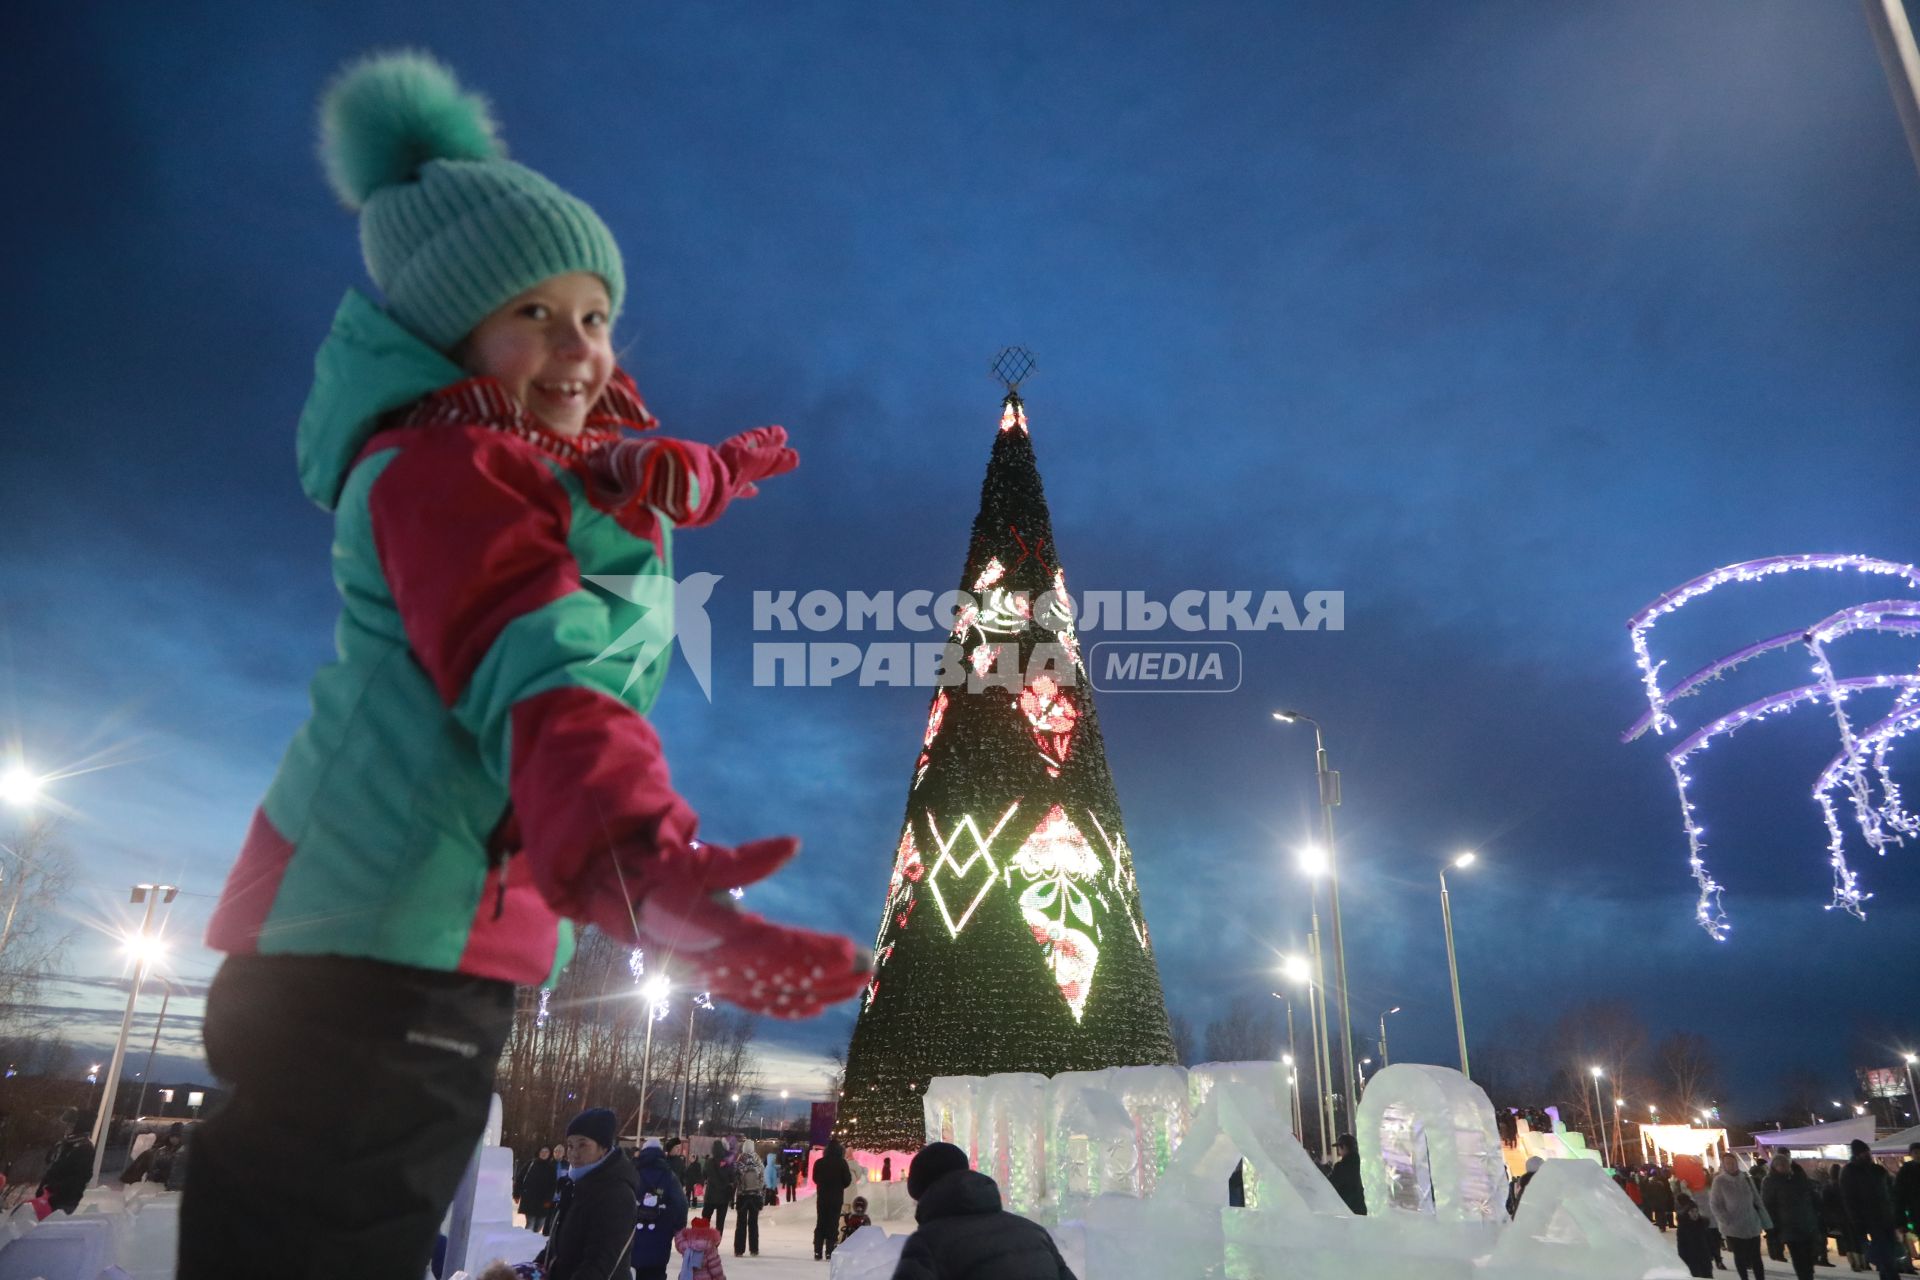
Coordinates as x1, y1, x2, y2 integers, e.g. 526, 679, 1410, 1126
460, 272, 614, 438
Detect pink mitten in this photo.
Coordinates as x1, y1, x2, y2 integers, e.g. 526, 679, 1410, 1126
588, 834, 869, 1019
715, 425, 798, 499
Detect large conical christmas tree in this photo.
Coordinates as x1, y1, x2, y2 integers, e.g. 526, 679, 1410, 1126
838, 366, 1178, 1153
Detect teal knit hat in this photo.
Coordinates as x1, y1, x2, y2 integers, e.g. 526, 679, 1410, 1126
319, 51, 625, 353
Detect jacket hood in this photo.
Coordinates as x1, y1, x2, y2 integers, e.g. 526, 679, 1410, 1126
915, 1169, 1002, 1223
634, 1145, 669, 1172
297, 289, 466, 511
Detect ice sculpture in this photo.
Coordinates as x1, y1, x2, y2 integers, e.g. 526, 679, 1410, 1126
921, 1074, 986, 1167
1046, 1069, 1139, 1211
829, 1224, 906, 1280
975, 1072, 1050, 1215
1487, 1158, 1690, 1279
442, 1094, 545, 1274
1107, 1063, 1190, 1195
1359, 1063, 1510, 1224
1187, 1059, 1293, 1117
922, 1062, 1684, 1279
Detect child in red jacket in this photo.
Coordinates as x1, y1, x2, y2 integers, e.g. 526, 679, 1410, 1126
674, 1216, 727, 1280
181, 50, 866, 1280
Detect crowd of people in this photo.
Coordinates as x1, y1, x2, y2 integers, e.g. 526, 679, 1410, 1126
1568, 1142, 1920, 1280
506, 1108, 870, 1278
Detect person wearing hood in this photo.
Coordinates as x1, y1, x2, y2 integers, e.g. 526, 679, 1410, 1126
1327, 1134, 1366, 1216
1839, 1139, 1902, 1280
539, 1109, 641, 1280
813, 1139, 854, 1261
891, 1143, 1075, 1280
1762, 1151, 1821, 1280
631, 1137, 688, 1280
1676, 1193, 1718, 1278
178, 49, 867, 1280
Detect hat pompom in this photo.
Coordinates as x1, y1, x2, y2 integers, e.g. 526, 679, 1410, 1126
320, 50, 502, 209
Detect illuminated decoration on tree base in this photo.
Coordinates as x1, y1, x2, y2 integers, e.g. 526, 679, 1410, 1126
838, 357, 1177, 1153
1624, 554, 1920, 939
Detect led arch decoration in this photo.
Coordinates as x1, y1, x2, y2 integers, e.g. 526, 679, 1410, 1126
1623, 554, 1920, 939
838, 384, 1177, 1153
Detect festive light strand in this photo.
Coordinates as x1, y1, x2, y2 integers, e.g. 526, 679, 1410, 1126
1627, 556, 1920, 937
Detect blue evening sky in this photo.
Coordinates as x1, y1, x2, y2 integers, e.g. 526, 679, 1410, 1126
4, 2, 1919, 1117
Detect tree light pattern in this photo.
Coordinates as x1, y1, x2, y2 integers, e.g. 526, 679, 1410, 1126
1624, 554, 1920, 938
838, 389, 1176, 1152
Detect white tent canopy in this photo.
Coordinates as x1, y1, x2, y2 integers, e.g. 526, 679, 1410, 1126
1640, 1123, 1728, 1164
1753, 1116, 1874, 1150
1873, 1124, 1920, 1156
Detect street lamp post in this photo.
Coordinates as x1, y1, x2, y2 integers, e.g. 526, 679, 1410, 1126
635, 976, 669, 1146
675, 992, 714, 1142
130, 975, 177, 1123
91, 883, 176, 1185
1296, 846, 1338, 1147
1273, 992, 1304, 1142
1439, 852, 1475, 1076
1903, 1053, 1918, 1117
1589, 1067, 1611, 1167
1275, 711, 1357, 1133
1281, 955, 1331, 1160
1378, 1007, 1401, 1068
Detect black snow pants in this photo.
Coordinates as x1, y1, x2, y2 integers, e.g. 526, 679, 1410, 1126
178, 954, 514, 1280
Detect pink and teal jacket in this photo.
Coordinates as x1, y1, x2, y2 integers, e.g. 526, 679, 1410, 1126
208, 290, 726, 985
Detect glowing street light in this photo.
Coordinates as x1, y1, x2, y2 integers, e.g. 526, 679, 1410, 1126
1279, 956, 1331, 1159
91, 882, 177, 1186
1439, 852, 1476, 1075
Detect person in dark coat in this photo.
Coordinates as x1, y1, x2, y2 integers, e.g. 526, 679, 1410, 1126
1762, 1151, 1822, 1280
1839, 1140, 1902, 1280
701, 1140, 737, 1237
890, 1143, 1075, 1280
780, 1151, 800, 1203
1821, 1163, 1859, 1270
1676, 1194, 1717, 1278
812, 1139, 854, 1261
631, 1138, 689, 1280
1327, 1133, 1366, 1215
538, 1108, 641, 1280
1893, 1143, 1920, 1237
1645, 1168, 1676, 1231
36, 1119, 94, 1215
1507, 1156, 1542, 1218
518, 1145, 560, 1235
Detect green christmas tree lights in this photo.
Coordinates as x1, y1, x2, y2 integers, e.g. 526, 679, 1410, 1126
837, 387, 1178, 1153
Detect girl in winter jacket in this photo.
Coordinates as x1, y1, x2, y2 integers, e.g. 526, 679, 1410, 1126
181, 50, 867, 1279
674, 1216, 726, 1280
